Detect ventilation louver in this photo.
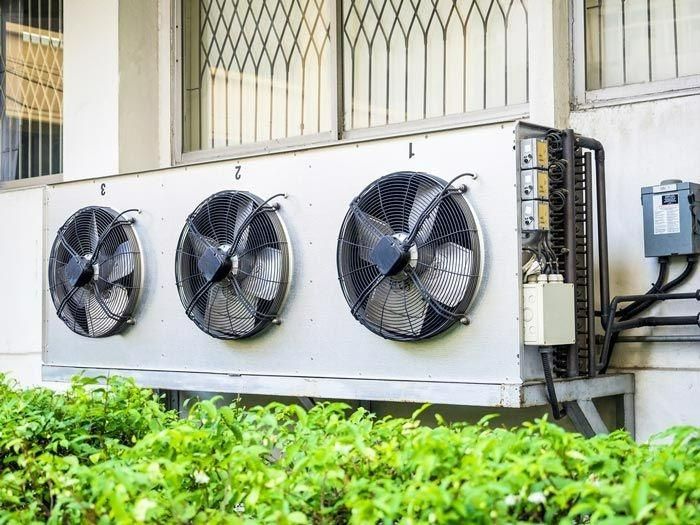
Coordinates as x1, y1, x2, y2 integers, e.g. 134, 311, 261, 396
175, 190, 290, 339
337, 172, 481, 340
48, 207, 142, 337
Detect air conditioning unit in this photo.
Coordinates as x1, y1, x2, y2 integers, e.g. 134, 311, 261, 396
43, 122, 634, 433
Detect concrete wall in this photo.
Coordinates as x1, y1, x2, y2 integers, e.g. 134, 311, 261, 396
570, 96, 700, 440
0, 188, 44, 386
63, 0, 161, 180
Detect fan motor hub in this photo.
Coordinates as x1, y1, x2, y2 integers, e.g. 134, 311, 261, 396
371, 235, 416, 276
65, 255, 94, 288
198, 246, 233, 282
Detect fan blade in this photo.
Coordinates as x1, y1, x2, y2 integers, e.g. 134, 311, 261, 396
99, 283, 129, 319
408, 183, 441, 245
242, 247, 282, 301
419, 242, 473, 307
234, 201, 254, 252
106, 242, 135, 282
364, 279, 427, 336
71, 288, 101, 335
89, 211, 99, 252
205, 284, 256, 334
355, 213, 392, 262
190, 231, 218, 259
71, 301, 91, 334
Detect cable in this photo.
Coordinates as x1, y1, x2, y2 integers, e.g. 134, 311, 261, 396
620, 256, 695, 320
540, 347, 566, 420
609, 257, 669, 319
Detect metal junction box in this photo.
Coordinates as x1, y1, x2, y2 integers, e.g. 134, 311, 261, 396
641, 180, 700, 257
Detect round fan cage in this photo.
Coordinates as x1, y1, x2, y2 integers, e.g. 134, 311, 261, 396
337, 172, 482, 341
48, 206, 142, 338
175, 190, 291, 340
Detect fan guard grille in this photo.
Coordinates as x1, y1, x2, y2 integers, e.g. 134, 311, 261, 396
337, 172, 481, 341
48, 206, 142, 338
175, 190, 290, 339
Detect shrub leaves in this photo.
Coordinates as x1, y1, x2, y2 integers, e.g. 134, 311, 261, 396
0, 374, 697, 524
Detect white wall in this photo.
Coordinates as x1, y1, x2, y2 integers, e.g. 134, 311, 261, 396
63, 0, 120, 180
571, 95, 700, 440
0, 188, 44, 386
63, 0, 161, 180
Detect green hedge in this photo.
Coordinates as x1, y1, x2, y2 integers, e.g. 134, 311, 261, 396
0, 375, 697, 524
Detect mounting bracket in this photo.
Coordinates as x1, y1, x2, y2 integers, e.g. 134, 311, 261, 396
564, 392, 635, 438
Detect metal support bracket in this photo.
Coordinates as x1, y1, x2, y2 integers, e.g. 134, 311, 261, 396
298, 397, 316, 410
564, 391, 635, 438
564, 399, 608, 437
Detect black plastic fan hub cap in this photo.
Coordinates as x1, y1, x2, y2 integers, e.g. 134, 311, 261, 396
65, 255, 94, 288
198, 246, 233, 282
371, 235, 410, 276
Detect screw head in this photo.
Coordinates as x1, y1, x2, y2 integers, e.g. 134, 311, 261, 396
271, 318, 282, 326
459, 316, 470, 326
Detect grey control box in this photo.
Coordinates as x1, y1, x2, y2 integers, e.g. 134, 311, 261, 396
641, 180, 700, 257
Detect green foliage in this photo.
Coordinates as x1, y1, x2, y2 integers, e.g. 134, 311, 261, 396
0, 374, 697, 524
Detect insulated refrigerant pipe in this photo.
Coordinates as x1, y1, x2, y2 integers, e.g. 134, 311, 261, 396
584, 151, 597, 377
616, 335, 700, 343
576, 134, 611, 325
562, 130, 579, 377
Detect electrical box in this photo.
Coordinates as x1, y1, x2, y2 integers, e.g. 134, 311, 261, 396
519, 138, 550, 233
522, 200, 550, 231
521, 169, 549, 200
520, 138, 549, 170
522, 278, 576, 346
641, 180, 700, 257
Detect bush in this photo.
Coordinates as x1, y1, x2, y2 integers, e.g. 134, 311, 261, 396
0, 375, 697, 524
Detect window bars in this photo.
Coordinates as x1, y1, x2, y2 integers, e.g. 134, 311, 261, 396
0, 0, 63, 182
342, 0, 528, 130
182, 0, 530, 153
183, 0, 334, 152
585, 0, 700, 91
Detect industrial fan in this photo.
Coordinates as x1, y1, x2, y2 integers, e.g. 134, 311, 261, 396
175, 190, 290, 339
337, 172, 481, 340
48, 206, 142, 337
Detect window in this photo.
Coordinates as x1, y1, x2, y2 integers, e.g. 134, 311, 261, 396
585, 0, 700, 91
181, 0, 529, 156
0, 0, 62, 182
342, 0, 528, 131
182, 0, 334, 152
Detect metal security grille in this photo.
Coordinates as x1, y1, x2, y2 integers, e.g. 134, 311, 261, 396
585, 0, 700, 90
182, 0, 530, 153
0, 0, 62, 182
182, 0, 333, 152
342, 0, 529, 130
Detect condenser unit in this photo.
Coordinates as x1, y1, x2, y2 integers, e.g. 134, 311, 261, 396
42, 122, 634, 436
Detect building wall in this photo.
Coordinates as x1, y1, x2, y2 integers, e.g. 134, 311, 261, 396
570, 96, 700, 440
0, 1, 698, 441
0, 188, 44, 386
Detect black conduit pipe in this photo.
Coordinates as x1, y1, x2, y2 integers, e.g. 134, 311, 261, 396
617, 258, 668, 319
599, 290, 700, 372
621, 256, 696, 320
540, 347, 566, 420
603, 256, 696, 372
615, 335, 700, 343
